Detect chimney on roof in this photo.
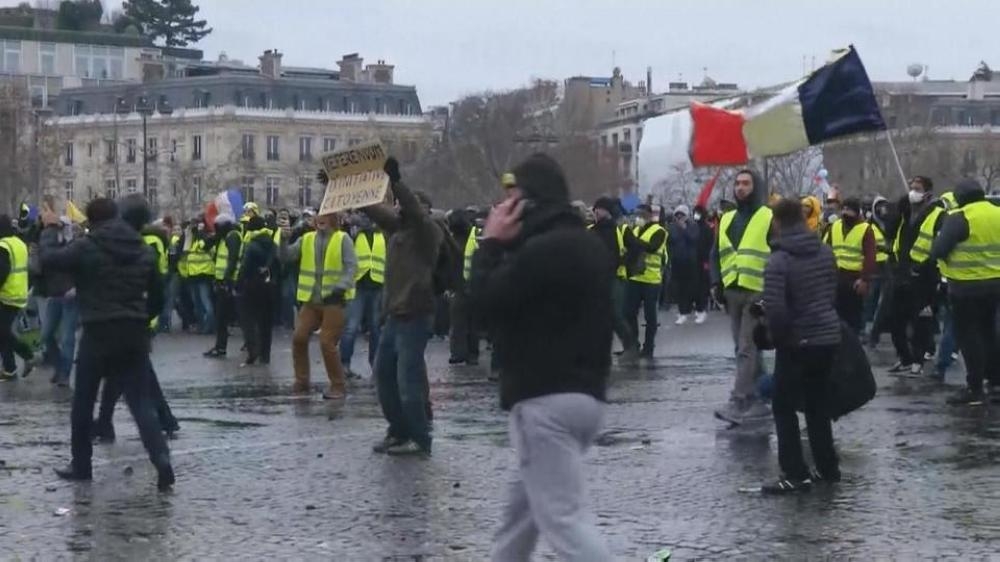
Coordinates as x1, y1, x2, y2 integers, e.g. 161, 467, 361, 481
365, 59, 395, 85
259, 49, 283, 79
338, 53, 363, 82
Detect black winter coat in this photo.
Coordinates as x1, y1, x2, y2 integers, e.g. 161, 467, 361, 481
470, 205, 611, 410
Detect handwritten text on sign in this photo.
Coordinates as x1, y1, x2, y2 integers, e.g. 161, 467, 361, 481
319, 141, 389, 214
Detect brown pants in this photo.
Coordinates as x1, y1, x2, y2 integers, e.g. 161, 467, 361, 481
292, 303, 346, 392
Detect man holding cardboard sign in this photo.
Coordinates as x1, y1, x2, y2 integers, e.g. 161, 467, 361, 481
318, 141, 390, 215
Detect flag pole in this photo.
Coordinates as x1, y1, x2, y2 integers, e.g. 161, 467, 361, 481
884, 128, 909, 193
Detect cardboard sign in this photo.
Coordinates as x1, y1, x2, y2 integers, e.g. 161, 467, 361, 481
319, 141, 389, 214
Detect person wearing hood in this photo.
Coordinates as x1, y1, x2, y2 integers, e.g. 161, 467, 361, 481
824, 197, 876, 334
864, 196, 894, 345
39, 198, 174, 491
801, 196, 822, 233
591, 196, 638, 362
930, 179, 1000, 405
238, 215, 278, 366
0, 214, 36, 381
339, 213, 385, 377
760, 199, 841, 494
203, 214, 242, 358
470, 153, 612, 560
93, 196, 179, 443
710, 169, 774, 425
669, 204, 706, 325
692, 205, 714, 317
886, 176, 945, 376
624, 203, 667, 359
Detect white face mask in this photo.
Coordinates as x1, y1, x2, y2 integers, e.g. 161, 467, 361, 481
909, 190, 925, 204
827, 213, 838, 223
635, 217, 647, 227
693, 213, 702, 221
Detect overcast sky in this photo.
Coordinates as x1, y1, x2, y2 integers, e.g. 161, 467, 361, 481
8, 0, 994, 107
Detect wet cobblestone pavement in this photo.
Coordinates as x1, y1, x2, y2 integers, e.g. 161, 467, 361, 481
2, 313, 1000, 560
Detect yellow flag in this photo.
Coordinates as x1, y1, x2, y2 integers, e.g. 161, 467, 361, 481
66, 201, 86, 224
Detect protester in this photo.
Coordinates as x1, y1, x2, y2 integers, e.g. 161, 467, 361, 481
40, 198, 173, 491
238, 216, 277, 366
0, 214, 37, 381
692, 205, 714, 320
36, 216, 77, 386
591, 196, 638, 361
760, 198, 841, 494
184, 217, 216, 334
669, 204, 705, 325
470, 153, 612, 560
825, 197, 876, 333
448, 206, 479, 365
624, 204, 667, 359
361, 157, 441, 456
711, 169, 773, 424
203, 214, 242, 358
864, 196, 893, 344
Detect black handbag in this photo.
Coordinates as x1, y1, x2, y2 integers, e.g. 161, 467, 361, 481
826, 322, 877, 420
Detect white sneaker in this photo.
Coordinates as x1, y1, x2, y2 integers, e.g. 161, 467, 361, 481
675, 315, 689, 326
695, 311, 707, 324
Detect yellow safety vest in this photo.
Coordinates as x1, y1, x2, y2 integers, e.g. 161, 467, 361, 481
588, 223, 628, 279
463, 228, 482, 281
142, 234, 168, 276
297, 231, 355, 303
939, 201, 1000, 282
355, 231, 386, 284
894, 206, 944, 265
214, 231, 243, 281
186, 239, 214, 277
829, 220, 870, 272
870, 222, 889, 264
630, 224, 667, 285
718, 207, 773, 292
0, 236, 28, 309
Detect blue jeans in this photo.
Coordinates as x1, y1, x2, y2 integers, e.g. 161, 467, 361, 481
189, 278, 214, 333
340, 286, 382, 371
40, 295, 79, 381
935, 303, 957, 375
159, 273, 178, 332
375, 315, 433, 450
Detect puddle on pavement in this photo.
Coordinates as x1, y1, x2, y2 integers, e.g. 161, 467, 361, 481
174, 417, 265, 429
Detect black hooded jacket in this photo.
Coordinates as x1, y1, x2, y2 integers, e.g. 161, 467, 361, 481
238, 228, 276, 287
930, 179, 1000, 298
40, 218, 163, 326
590, 216, 623, 277
710, 169, 772, 288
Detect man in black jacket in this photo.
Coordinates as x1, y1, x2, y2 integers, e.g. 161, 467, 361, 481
238, 216, 277, 365
204, 214, 242, 358
471, 154, 612, 560
40, 198, 174, 491
590, 196, 637, 362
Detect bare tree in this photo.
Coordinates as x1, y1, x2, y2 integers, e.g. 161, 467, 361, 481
0, 83, 60, 213
767, 147, 823, 197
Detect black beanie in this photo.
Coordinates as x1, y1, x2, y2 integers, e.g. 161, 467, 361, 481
842, 197, 862, 215
512, 153, 569, 205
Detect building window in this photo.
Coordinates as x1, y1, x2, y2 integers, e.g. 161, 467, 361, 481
192, 135, 202, 160
298, 176, 312, 207
64, 142, 74, 166
172, 181, 178, 198
601, 135, 607, 147
375, 98, 382, 114
323, 137, 336, 152
299, 136, 312, 161
612, 133, 619, 146
39, 42, 56, 75
242, 134, 255, 160
265, 177, 280, 205
147, 178, 158, 207
241, 176, 255, 202
147, 137, 158, 161
87, 142, 94, 159
342, 96, 349, 112
64, 181, 74, 202
0, 40, 21, 73
73, 45, 124, 79
258, 92, 270, 109
125, 178, 138, 194
192, 175, 202, 203
105, 179, 118, 199
398, 99, 405, 115
403, 140, 418, 163
104, 139, 116, 163
992, 110, 1000, 127
170, 139, 176, 162
623, 128, 631, 143
348, 138, 361, 147
266, 135, 279, 161
126, 138, 137, 163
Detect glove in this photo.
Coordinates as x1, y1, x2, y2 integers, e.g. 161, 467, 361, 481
383, 157, 401, 184
711, 284, 725, 307
316, 168, 329, 184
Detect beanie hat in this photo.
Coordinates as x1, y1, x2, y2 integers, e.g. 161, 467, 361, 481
512, 153, 569, 206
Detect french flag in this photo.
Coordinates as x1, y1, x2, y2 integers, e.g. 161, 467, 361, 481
205, 187, 244, 230
689, 46, 886, 167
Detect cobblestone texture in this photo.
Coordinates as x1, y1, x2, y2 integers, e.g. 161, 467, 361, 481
2, 313, 1000, 560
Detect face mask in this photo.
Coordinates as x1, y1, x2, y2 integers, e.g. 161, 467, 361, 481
693, 213, 702, 221
909, 190, 925, 204
827, 213, 838, 223
842, 213, 858, 223
635, 217, 647, 228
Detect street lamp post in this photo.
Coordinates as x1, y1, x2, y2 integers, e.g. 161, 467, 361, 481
121, 96, 172, 199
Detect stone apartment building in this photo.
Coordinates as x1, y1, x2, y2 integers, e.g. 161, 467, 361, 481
48, 50, 432, 218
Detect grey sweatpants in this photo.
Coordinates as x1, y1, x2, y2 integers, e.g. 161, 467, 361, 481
726, 287, 763, 401
491, 393, 611, 562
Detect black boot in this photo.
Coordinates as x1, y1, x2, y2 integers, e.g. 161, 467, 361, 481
54, 464, 92, 482
91, 420, 115, 444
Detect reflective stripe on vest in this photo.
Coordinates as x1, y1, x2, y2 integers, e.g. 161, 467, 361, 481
718, 207, 773, 292
0, 236, 28, 309
870, 222, 889, 263
615, 225, 626, 279
297, 231, 355, 302
142, 234, 168, 276
355, 231, 386, 284
940, 201, 1000, 281
463, 228, 481, 281
186, 239, 214, 277
629, 224, 667, 285
830, 220, 869, 272
894, 206, 943, 265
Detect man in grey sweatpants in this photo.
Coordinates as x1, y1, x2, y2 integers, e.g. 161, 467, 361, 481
469, 154, 613, 561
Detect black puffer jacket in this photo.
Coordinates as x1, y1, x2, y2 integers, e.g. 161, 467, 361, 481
238, 229, 276, 287
763, 224, 841, 348
39, 218, 163, 325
